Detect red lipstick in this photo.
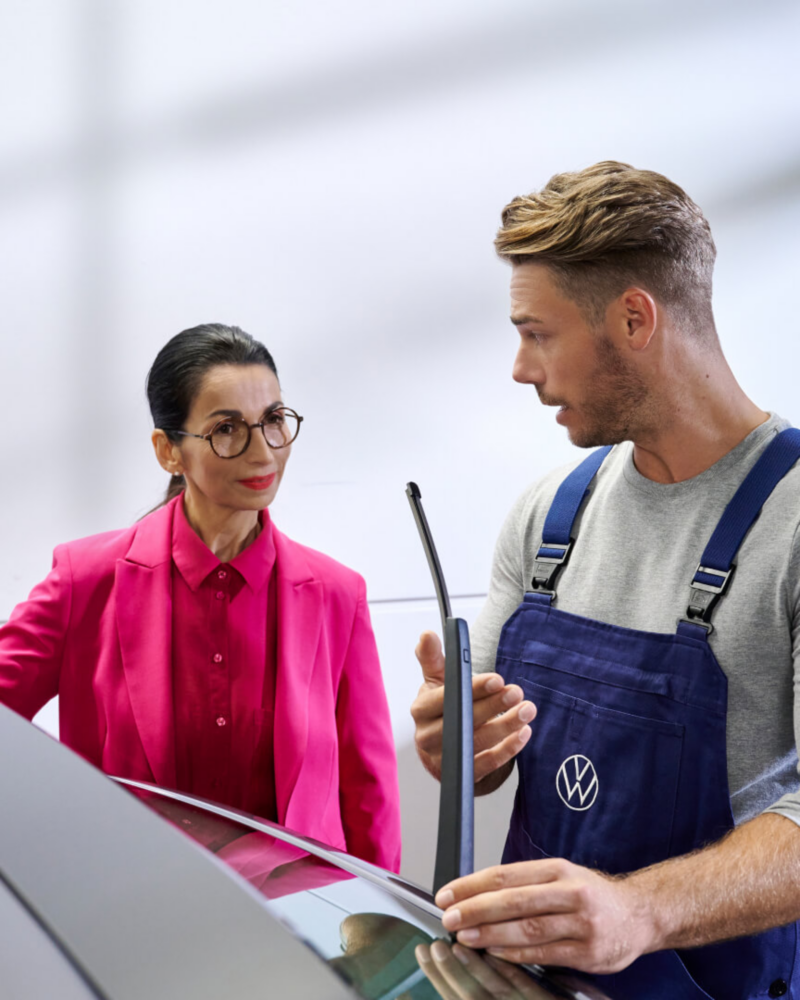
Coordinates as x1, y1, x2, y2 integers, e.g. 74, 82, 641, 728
239, 474, 276, 491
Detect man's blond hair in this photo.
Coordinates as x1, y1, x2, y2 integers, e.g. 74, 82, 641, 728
496, 161, 717, 335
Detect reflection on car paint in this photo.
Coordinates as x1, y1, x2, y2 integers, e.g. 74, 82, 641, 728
121, 782, 612, 1000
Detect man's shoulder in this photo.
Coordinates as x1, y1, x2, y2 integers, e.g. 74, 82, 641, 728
507, 445, 627, 531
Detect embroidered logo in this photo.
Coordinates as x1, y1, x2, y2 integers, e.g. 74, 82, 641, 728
556, 755, 599, 811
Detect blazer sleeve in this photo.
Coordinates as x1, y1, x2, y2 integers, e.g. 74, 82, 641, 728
335, 577, 402, 873
0, 545, 72, 719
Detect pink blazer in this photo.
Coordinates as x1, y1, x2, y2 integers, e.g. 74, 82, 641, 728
0, 499, 401, 873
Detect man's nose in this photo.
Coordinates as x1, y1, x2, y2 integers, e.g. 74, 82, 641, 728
512, 346, 543, 386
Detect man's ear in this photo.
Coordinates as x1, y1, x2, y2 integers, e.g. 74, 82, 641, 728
151, 429, 184, 476
608, 287, 658, 352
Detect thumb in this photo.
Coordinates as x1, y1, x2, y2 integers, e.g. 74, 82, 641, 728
415, 630, 445, 687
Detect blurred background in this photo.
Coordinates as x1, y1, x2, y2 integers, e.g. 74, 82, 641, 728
3, 0, 800, 887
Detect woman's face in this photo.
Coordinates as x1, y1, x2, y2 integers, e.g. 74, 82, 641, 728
167, 363, 291, 512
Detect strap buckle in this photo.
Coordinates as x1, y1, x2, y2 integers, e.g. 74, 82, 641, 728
691, 564, 734, 595
531, 540, 572, 597
682, 562, 736, 629
677, 616, 714, 636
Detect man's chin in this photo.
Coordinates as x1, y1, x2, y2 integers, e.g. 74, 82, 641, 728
565, 419, 631, 450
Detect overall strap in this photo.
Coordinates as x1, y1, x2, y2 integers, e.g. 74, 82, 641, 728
678, 427, 800, 640
531, 445, 613, 601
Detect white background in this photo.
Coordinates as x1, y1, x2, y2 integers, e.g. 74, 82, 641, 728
2, 0, 800, 887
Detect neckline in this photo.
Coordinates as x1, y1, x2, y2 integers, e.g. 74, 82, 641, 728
619, 413, 786, 498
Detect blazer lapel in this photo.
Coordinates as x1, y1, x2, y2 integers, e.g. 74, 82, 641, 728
115, 502, 177, 788
272, 529, 322, 824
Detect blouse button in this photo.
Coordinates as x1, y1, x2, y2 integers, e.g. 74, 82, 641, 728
212, 653, 223, 664
217, 569, 227, 580
215, 591, 225, 601
215, 716, 227, 727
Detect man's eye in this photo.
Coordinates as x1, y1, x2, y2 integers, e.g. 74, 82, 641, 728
266, 411, 286, 425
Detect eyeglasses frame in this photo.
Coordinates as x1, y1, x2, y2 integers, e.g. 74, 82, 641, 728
170, 407, 304, 458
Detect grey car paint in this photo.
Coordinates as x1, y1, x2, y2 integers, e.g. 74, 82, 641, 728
0, 703, 356, 1000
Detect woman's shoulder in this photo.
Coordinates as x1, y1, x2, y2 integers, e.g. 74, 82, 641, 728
55, 502, 174, 578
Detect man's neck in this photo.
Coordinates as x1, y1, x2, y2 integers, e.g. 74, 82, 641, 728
631, 355, 769, 484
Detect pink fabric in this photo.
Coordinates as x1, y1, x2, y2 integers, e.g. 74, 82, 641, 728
0, 497, 401, 872
171, 501, 279, 820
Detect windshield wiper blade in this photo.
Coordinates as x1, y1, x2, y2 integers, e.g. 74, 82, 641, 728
406, 482, 474, 894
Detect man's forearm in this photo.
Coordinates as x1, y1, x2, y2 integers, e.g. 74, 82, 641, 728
630, 812, 800, 953
436, 811, 800, 973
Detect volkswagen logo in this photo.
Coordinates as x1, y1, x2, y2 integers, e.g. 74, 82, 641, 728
556, 754, 599, 811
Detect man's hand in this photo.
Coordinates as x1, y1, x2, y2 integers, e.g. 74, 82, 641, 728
412, 631, 535, 785
435, 859, 653, 974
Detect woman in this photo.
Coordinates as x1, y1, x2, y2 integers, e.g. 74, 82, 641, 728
0, 323, 401, 873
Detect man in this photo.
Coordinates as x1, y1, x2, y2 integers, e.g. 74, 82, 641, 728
411, 161, 800, 999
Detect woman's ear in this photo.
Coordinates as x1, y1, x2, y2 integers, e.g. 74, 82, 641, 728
151, 429, 184, 476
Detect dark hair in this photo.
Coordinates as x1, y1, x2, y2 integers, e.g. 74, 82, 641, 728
146, 323, 278, 504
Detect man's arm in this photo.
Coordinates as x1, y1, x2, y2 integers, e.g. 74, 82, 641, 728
435, 812, 800, 972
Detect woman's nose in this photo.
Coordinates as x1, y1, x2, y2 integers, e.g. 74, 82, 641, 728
250, 425, 276, 461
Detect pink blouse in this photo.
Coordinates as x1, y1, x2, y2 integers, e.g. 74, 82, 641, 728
171, 502, 278, 820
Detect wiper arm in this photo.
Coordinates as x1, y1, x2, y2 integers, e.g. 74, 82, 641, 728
406, 482, 474, 894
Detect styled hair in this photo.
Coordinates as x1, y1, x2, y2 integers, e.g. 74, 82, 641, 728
495, 161, 717, 335
146, 323, 278, 504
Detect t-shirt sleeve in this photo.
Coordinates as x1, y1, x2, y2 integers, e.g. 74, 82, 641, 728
763, 521, 800, 825
470, 490, 531, 676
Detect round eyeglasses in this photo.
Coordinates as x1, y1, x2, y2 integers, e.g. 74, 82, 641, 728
172, 407, 303, 458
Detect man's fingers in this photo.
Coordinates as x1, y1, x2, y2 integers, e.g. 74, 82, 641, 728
486, 941, 588, 970
441, 882, 577, 933
473, 700, 535, 751
471, 682, 526, 727
412, 673, 524, 726
474, 723, 532, 781
436, 860, 573, 909
415, 631, 445, 686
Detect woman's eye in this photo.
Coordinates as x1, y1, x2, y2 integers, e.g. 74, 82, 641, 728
216, 422, 236, 435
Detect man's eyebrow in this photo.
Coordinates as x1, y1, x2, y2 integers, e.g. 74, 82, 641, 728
511, 315, 546, 327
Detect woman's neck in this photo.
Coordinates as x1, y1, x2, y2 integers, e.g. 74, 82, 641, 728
182, 491, 261, 562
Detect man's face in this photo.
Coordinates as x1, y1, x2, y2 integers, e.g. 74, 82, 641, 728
509, 263, 649, 448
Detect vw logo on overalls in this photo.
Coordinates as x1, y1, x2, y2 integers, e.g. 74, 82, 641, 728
556, 754, 599, 811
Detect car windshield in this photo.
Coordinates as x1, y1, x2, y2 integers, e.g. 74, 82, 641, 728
125, 786, 608, 1000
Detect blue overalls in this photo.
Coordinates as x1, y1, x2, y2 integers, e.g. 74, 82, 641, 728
496, 429, 800, 1000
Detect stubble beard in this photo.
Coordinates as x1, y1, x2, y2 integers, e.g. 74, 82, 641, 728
541, 335, 653, 449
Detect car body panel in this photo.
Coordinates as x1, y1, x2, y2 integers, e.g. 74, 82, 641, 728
0, 703, 355, 1000
0, 874, 97, 1000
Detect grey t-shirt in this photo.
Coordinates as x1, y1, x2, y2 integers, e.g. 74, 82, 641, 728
472, 413, 800, 826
